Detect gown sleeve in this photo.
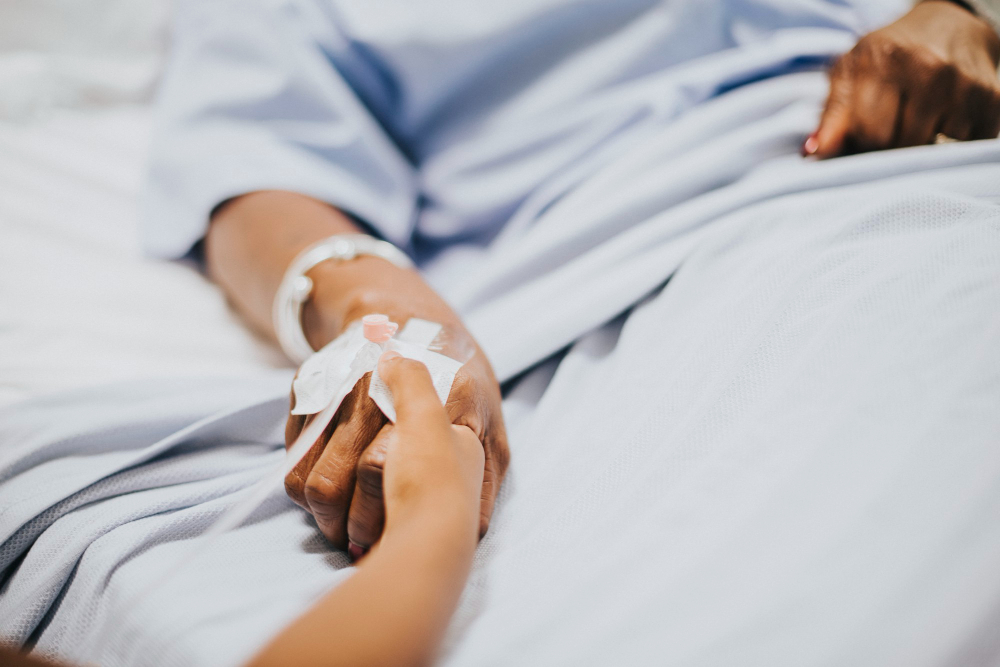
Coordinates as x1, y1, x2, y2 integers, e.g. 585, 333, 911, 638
141, 0, 417, 258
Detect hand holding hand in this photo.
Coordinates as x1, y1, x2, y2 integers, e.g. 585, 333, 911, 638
806, 0, 1000, 158
376, 351, 485, 541
249, 352, 487, 667
283, 257, 508, 559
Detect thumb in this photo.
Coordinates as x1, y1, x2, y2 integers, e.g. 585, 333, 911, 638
810, 59, 853, 159
377, 351, 445, 423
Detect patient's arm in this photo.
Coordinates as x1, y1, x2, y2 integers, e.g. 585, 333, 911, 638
248, 354, 485, 667
806, 0, 1000, 157
206, 191, 508, 558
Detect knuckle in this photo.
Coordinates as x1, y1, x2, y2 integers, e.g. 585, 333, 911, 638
920, 54, 957, 86
447, 372, 474, 406
358, 443, 386, 471
347, 505, 384, 547
937, 61, 961, 85
451, 408, 485, 437
875, 39, 905, 66
968, 80, 996, 102
852, 35, 876, 59
304, 470, 350, 514
284, 472, 307, 507
355, 453, 386, 497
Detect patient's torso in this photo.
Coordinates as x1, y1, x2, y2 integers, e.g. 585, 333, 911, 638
316, 0, 906, 239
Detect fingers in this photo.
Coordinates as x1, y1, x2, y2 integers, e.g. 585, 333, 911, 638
474, 411, 510, 538
303, 376, 386, 548
284, 410, 338, 512
896, 90, 943, 148
963, 83, 1000, 141
808, 20, 1000, 158
377, 351, 447, 423
346, 424, 392, 553
442, 362, 510, 538
849, 77, 901, 153
813, 54, 905, 157
811, 57, 853, 159
478, 443, 503, 537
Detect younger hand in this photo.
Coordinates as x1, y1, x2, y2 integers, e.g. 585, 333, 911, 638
283, 257, 509, 559
376, 352, 485, 542
807, 0, 1000, 158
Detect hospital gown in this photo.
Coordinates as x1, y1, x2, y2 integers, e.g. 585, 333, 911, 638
5, 1, 1000, 665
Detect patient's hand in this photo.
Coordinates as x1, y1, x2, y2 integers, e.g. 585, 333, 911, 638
249, 354, 484, 667
806, 0, 1000, 158
282, 256, 508, 558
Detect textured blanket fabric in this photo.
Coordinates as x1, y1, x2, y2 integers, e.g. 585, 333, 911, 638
3, 145, 1000, 665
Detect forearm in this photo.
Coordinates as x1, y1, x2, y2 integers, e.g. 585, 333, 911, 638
248, 507, 477, 667
206, 190, 468, 352
204, 190, 362, 342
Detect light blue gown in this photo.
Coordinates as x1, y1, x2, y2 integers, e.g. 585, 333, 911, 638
142, 0, 905, 259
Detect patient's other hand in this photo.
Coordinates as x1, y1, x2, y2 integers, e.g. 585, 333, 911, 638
807, 0, 1000, 158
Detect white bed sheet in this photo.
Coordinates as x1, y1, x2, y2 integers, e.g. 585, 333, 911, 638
0, 106, 289, 408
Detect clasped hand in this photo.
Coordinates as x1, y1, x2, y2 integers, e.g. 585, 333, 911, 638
283, 258, 508, 559
808, 0, 1000, 158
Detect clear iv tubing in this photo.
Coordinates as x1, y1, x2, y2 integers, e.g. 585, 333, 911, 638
80, 317, 399, 665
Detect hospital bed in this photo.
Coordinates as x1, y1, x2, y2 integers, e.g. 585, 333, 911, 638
3, 2, 1000, 666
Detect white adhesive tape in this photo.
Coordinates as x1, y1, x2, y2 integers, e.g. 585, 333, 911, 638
285, 317, 462, 483
368, 342, 463, 422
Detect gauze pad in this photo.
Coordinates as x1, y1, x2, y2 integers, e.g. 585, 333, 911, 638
368, 341, 463, 422
291, 320, 367, 416
282, 316, 464, 481
291, 317, 462, 420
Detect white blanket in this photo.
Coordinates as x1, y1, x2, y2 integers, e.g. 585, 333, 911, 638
3, 92, 1000, 667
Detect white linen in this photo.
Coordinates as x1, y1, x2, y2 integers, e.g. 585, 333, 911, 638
0, 106, 289, 408
3, 155, 1000, 666
0, 0, 171, 121
0, 0, 289, 407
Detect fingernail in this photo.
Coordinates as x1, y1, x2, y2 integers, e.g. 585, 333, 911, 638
802, 132, 819, 157
347, 541, 367, 562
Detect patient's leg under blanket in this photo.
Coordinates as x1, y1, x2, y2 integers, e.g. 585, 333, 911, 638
3, 173, 1000, 666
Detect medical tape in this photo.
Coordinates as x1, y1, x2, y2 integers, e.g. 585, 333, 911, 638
82, 317, 464, 664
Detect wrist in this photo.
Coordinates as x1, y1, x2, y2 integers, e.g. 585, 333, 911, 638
302, 256, 467, 351
917, 0, 1000, 62
384, 496, 480, 555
